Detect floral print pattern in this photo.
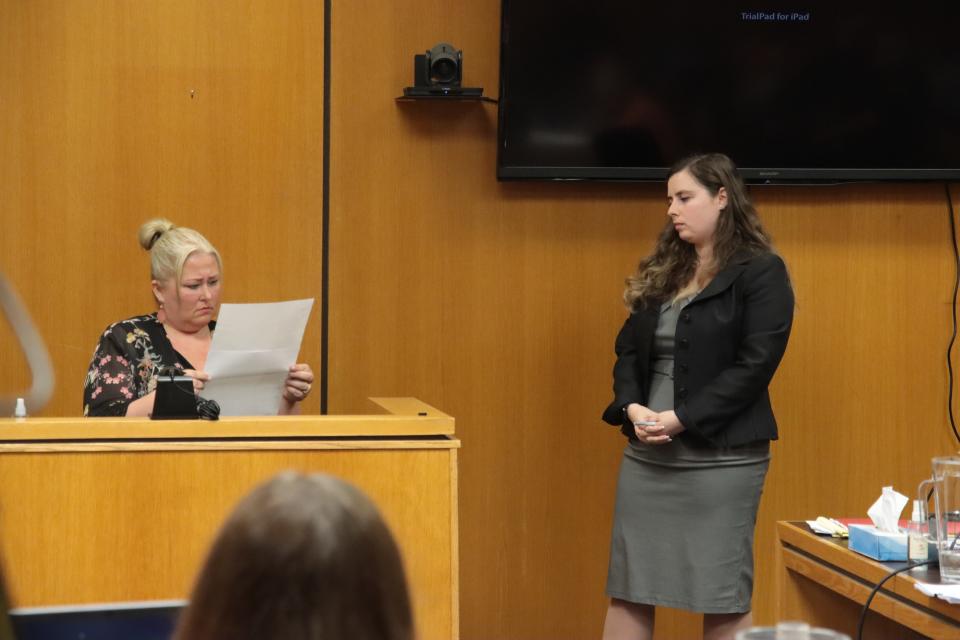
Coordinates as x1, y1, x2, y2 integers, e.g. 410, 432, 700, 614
83, 314, 185, 416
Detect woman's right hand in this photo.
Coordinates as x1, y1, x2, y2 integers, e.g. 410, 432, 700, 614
626, 403, 658, 439
183, 369, 211, 395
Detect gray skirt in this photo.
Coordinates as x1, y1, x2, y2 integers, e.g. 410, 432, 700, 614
606, 445, 770, 613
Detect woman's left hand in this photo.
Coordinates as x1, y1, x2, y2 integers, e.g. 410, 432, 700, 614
636, 410, 686, 445
282, 363, 315, 403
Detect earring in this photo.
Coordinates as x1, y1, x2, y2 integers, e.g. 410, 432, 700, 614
158, 301, 164, 309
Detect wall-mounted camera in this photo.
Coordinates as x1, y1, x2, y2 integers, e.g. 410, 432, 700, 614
403, 42, 482, 98
417, 42, 461, 88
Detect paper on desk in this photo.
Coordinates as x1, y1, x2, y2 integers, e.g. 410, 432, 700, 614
203, 299, 314, 415
807, 518, 849, 537
914, 582, 960, 604
807, 520, 833, 535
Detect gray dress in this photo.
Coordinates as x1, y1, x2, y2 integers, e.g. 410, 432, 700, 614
605, 297, 770, 613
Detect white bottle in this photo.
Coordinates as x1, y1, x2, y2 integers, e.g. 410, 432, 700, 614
12, 397, 26, 419
907, 499, 928, 568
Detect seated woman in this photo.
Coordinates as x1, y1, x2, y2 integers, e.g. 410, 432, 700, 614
83, 219, 313, 417
173, 471, 413, 640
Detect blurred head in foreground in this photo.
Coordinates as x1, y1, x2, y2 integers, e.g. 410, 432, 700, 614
174, 471, 413, 640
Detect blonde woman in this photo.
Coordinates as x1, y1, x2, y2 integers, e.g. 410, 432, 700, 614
83, 219, 313, 417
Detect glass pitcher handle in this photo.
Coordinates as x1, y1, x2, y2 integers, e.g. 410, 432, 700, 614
918, 478, 939, 542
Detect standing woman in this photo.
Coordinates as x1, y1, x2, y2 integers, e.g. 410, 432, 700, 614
600, 154, 794, 640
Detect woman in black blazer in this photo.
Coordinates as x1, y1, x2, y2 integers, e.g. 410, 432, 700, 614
600, 154, 794, 640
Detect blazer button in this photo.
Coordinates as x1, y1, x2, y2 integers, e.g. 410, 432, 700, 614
679, 338, 689, 349
678, 387, 688, 399
678, 363, 689, 373
681, 312, 692, 323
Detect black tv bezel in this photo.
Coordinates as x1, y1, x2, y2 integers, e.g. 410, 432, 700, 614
496, 165, 960, 183
495, 0, 960, 184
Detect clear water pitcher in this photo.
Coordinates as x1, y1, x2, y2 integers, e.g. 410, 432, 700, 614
917, 456, 960, 582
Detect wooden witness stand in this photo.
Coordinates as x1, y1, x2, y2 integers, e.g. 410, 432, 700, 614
777, 521, 960, 639
0, 398, 460, 640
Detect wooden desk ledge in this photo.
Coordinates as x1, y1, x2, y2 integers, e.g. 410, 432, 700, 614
777, 521, 960, 640
0, 397, 456, 442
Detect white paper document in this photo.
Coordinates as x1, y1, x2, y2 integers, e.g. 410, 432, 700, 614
203, 299, 314, 416
914, 581, 960, 604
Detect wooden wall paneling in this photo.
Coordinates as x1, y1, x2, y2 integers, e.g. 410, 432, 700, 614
0, 1, 324, 417
0, 444, 457, 639
329, 0, 960, 635
330, 2, 673, 637
7, 0, 960, 637
747, 183, 960, 626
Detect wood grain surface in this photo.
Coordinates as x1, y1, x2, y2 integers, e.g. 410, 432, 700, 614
327, 4, 960, 636
4, 1, 960, 638
0, 0, 324, 417
777, 522, 955, 639
0, 429, 459, 640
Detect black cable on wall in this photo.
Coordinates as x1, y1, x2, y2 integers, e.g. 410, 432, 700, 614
945, 183, 959, 443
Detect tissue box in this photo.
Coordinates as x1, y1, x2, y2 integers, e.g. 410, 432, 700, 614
848, 524, 907, 561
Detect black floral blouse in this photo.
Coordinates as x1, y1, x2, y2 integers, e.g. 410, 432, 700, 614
83, 313, 211, 416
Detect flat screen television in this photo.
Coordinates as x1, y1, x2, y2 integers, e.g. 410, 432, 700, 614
497, 2, 960, 182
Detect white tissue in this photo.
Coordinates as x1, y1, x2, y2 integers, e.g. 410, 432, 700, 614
867, 486, 909, 533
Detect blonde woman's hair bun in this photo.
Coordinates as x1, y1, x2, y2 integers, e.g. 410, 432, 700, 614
137, 218, 221, 285
138, 218, 177, 251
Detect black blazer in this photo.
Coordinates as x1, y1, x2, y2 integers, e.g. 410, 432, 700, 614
602, 251, 794, 448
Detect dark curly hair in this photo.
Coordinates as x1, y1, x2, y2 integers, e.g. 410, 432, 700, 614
624, 153, 773, 310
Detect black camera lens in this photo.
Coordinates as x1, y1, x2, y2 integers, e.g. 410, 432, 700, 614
430, 58, 457, 84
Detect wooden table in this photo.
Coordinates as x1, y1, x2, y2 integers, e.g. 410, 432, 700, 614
0, 398, 459, 640
777, 520, 960, 639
